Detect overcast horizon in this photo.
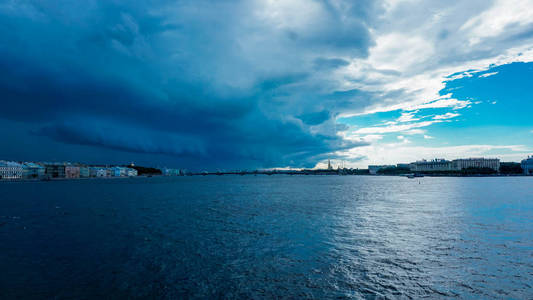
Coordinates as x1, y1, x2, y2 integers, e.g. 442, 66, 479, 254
1, 0, 533, 170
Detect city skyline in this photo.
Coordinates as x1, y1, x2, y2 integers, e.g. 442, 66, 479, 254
1, 154, 530, 174
1, 1, 532, 169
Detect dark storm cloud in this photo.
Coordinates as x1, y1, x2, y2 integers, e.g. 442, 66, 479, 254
0, 0, 380, 168
297, 110, 331, 125
313, 58, 350, 70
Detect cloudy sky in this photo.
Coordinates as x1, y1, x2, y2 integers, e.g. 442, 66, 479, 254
1, 0, 532, 170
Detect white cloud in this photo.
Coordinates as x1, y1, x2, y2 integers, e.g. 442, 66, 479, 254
397, 111, 420, 122
408, 96, 472, 111
404, 129, 426, 135
368, 33, 435, 73
254, 0, 326, 33
361, 134, 384, 142
330, 0, 533, 168
355, 120, 441, 134
479, 72, 498, 78
337, 131, 384, 144
334, 0, 533, 119
340, 143, 531, 168
433, 112, 460, 120
2, 0, 533, 169
460, 0, 533, 45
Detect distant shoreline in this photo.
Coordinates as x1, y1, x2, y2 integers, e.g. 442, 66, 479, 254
0, 175, 157, 182
2, 173, 530, 182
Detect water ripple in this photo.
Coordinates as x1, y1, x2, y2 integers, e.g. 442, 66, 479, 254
1, 176, 533, 298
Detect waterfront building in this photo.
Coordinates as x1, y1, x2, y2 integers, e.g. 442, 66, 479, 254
45, 163, 66, 178
119, 167, 128, 176
410, 159, 454, 172
368, 165, 394, 175
126, 168, 138, 177
65, 165, 80, 179
112, 166, 128, 177
453, 158, 500, 171
89, 167, 107, 177
161, 168, 181, 176
112, 167, 121, 177
521, 156, 533, 175
0, 161, 24, 179
79, 166, 90, 178
99, 168, 108, 177
23, 162, 45, 179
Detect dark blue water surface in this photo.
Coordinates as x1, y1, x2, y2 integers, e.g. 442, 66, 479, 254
1, 176, 532, 299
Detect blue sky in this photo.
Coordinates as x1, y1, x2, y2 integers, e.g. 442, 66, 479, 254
0, 0, 532, 169
336, 62, 533, 166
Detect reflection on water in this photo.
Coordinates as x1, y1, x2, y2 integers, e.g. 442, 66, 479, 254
328, 178, 465, 298
1, 176, 532, 298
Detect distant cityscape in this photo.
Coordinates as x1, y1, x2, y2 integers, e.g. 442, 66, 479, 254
1, 156, 533, 180
369, 156, 533, 176
0, 161, 185, 180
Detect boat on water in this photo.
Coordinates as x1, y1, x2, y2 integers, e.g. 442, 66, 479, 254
406, 173, 424, 178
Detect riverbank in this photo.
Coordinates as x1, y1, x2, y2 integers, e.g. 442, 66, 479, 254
0, 175, 161, 183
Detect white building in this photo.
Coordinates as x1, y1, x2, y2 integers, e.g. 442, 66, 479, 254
410, 159, 454, 172
453, 158, 500, 171
521, 156, 533, 175
409, 158, 500, 172
89, 167, 108, 177
126, 168, 138, 177
0, 161, 24, 179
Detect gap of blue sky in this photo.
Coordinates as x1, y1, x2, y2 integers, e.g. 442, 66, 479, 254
336, 62, 533, 167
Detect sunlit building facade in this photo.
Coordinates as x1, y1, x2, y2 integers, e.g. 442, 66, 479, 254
126, 168, 138, 177
410, 159, 454, 172
410, 158, 500, 172
521, 156, 533, 175
0, 161, 24, 179
453, 158, 500, 171
89, 167, 108, 177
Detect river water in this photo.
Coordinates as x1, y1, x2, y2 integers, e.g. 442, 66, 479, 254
1, 176, 532, 299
